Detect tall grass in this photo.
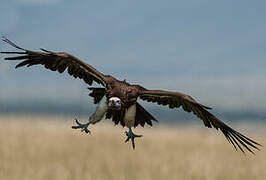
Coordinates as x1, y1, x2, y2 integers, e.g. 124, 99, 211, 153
0, 115, 265, 180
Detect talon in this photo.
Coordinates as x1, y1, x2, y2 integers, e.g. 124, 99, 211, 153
85, 128, 91, 134
72, 118, 91, 134
125, 131, 130, 142
125, 128, 142, 149
75, 118, 81, 125
125, 136, 130, 143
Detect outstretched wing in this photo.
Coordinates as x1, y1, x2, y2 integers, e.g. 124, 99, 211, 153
1, 37, 107, 87
138, 89, 262, 154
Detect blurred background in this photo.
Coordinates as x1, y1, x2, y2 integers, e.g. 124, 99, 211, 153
0, 0, 266, 124
1, 1, 266, 180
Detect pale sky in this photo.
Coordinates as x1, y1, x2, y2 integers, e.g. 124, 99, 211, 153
0, 0, 266, 111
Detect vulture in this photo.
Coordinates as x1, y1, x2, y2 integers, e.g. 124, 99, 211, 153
0, 37, 262, 153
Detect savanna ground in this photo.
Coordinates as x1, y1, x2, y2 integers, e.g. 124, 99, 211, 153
0, 115, 265, 180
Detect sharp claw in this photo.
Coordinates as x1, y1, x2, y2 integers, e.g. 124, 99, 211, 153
72, 119, 91, 134
85, 128, 91, 134
125, 136, 130, 143
75, 118, 82, 125
132, 140, 135, 149
71, 125, 79, 129
125, 128, 142, 149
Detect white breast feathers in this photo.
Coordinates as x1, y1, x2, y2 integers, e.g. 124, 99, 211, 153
89, 96, 108, 124
124, 104, 136, 128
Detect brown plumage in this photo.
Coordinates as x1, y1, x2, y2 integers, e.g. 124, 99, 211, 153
88, 87, 157, 127
0, 37, 262, 153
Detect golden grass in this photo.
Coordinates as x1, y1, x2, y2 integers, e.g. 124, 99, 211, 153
0, 115, 265, 180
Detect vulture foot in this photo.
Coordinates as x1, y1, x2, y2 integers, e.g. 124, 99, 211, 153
125, 128, 142, 149
72, 118, 91, 134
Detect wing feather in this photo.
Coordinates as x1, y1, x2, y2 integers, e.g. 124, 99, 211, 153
139, 89, 262, 154
1, 37, 107, 87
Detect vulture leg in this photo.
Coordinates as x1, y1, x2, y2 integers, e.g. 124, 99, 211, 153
125, 127, 142, 149
72, 96, 108, 134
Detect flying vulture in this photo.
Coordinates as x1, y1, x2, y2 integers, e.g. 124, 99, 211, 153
0, 37, 262, 153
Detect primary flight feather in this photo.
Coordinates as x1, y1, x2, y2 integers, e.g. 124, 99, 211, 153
1, 37, 261, 153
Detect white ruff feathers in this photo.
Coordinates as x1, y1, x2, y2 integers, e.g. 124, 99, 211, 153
109, 97, 121, 102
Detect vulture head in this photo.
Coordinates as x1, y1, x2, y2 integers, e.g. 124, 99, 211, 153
108, 97, 122, 110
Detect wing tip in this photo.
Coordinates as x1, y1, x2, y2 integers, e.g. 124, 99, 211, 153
203, 105, 212, 109
40, 48, 52, 54
15, 64, 21, 69
2, 37, 26, 51
222, 126, 262, 155
1, 36, 7, 41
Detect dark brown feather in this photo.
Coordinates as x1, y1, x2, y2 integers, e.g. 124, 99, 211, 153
88, 87, 106, 104
139, 89, 262, 154
104, 104, 157, 128
134, 102, 158, 127
1, 37, 107, 87
88, 88, 157, 127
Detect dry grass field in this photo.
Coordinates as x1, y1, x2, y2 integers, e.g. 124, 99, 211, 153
0, 115, 265, 180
